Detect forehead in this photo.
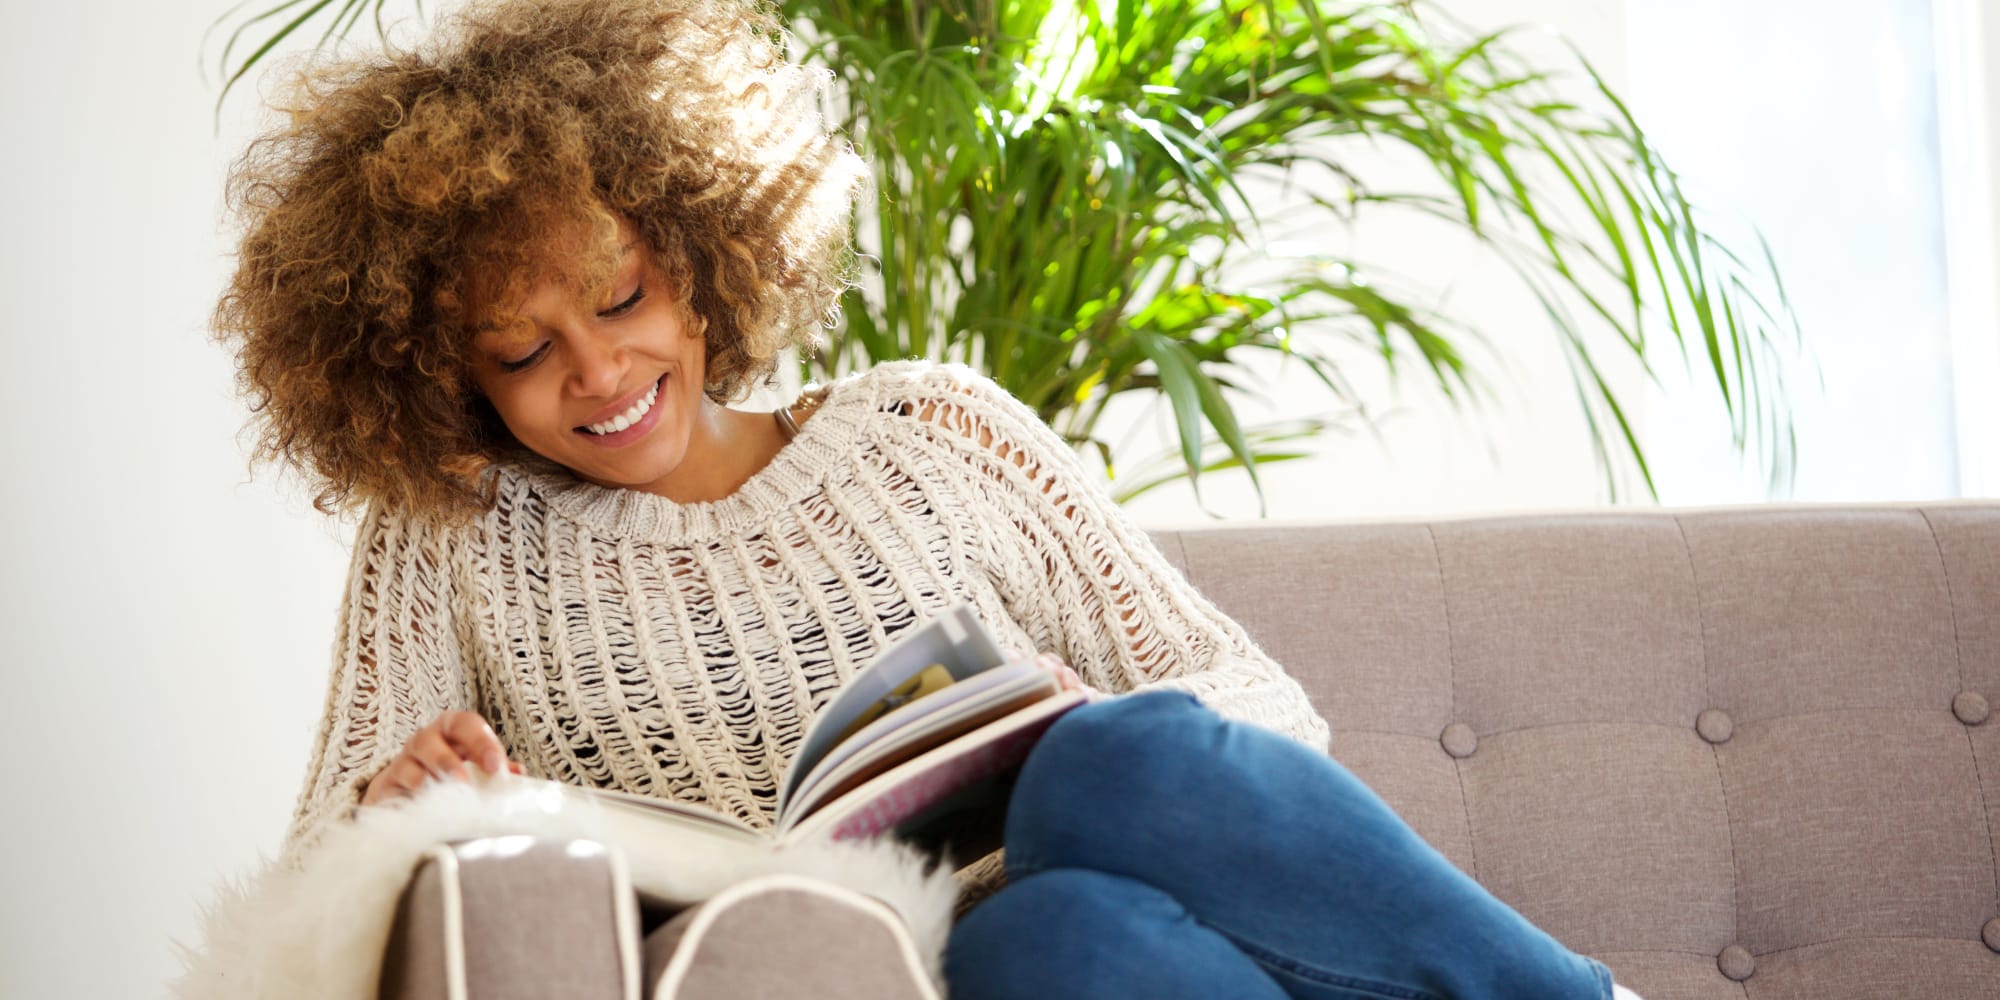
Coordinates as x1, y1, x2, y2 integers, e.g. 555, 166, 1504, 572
468, 238, 645, 348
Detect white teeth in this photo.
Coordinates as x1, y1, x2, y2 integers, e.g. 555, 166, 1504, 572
585, 379, 659, 435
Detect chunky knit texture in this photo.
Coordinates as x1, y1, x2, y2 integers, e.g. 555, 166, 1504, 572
282, 361, 1331, 866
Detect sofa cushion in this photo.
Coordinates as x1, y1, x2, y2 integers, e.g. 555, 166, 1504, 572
641, 874, 938, 999
1155, 502, 2000, 1000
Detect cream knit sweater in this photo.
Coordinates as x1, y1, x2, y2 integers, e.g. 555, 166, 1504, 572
281, 361, 1331, 866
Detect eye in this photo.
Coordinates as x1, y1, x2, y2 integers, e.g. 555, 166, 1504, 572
499, 342, 549, 373
601, 284, 646, 317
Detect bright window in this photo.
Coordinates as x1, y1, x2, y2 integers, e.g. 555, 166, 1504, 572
1626, 0, 1976, 503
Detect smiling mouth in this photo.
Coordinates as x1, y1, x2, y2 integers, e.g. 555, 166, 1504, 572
576, 373, 667, 435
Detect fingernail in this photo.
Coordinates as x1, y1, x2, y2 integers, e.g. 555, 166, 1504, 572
486, 753, 505, 774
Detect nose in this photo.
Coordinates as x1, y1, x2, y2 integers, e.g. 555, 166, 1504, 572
565, 327, 628, 402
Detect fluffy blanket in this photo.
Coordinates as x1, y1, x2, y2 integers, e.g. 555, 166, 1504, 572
170, 776, 960, 999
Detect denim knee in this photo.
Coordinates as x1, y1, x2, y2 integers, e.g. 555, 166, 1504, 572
1003, 691, 1234, 878
945, 867, 1288, 1000
1020, 690, 1214, 791
1004, 690, 1401, 881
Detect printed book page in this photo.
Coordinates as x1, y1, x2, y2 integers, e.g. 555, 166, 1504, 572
573, 668, 1073, 844
578, 785, 766, 840
566, 602, 1067, 847
781, 604, 1006, 803
786, 688, 1087, 843
783, 668, 1061, 825
779, 661, 1048, 817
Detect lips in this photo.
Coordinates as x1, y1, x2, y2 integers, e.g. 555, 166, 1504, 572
572, 372, 669, 448
576, 373, 666, 430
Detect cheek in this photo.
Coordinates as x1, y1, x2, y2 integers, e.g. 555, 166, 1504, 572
471, 397, 518, 447
677, 321, 711, 380
673, 308, 708, 350
479, 381, 553, 437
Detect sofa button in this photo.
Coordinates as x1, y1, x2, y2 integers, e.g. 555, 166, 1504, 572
1696, 709, 1734, 744
1984, 917, 2000, 953
1440, 723, 1477, 759
1717, 944, 1755, 981
1954, 691, 1990, 726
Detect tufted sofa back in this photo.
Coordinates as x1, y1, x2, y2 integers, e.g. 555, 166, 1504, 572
1154, 502, 2000, 1000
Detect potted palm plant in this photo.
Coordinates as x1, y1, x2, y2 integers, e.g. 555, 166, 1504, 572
210, 0, 1801, 511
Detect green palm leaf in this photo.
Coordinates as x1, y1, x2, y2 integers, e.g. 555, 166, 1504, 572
206, 0, 1806, 510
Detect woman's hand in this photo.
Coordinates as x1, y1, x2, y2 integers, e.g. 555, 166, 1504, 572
1031, 652, 1110, 702
361, 710, 525, 807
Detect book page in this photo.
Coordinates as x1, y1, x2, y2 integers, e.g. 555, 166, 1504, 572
781, 603, 1006, 804
783, 667, 1057, 823
782, 689, 1088, 843
778, 661, 1039, 817
574, 785, 765, 843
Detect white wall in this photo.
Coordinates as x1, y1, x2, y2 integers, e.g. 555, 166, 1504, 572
1621, 0, 1963, 508
0, 0, 1989, 997
0, 6, 354, 998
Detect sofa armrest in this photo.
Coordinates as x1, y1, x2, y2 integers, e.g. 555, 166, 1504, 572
379, 837, 642, 1000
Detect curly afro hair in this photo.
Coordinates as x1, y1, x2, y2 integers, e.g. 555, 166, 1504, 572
214, 0, 867, 525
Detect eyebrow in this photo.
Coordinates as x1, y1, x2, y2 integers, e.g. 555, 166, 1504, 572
467, 240, 645, 339
472, 322, 538, 353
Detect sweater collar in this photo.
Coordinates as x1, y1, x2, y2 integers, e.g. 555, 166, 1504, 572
497, 379, 867, 543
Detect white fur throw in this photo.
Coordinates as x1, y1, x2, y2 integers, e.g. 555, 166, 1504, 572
170, 776, 960, 999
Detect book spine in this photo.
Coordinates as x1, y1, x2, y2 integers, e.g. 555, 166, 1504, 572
828, 714, 1061, 842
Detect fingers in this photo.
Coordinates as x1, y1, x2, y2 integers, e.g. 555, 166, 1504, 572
406, 725, 475, 783
362, 755, 434, 806
361, 711, 518, 808
1032, 652, 1084, 693
364, 751, 523, 807
438, 710, 509, 775
1029, 652, 1110, 701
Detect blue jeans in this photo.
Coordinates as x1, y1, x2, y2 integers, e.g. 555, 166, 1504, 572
945, 692, 1612, 1000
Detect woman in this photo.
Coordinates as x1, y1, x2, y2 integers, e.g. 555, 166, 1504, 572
216, 0, 1635, 996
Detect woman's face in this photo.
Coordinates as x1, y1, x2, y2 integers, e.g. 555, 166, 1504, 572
467, 225, 710, 492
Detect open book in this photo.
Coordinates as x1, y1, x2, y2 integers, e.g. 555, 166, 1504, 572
547, 604, 1087, 853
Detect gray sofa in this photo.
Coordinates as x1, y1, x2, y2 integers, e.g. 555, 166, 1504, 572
383, 501, 2000, 998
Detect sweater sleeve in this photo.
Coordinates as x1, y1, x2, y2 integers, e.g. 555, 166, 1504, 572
276, 501, 475, 869
891, 364, 1330, 750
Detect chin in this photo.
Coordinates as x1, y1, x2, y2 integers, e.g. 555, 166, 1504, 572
567, 433, 690, 488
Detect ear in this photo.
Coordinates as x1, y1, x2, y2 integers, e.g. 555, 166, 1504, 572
678, 301, 711, 340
